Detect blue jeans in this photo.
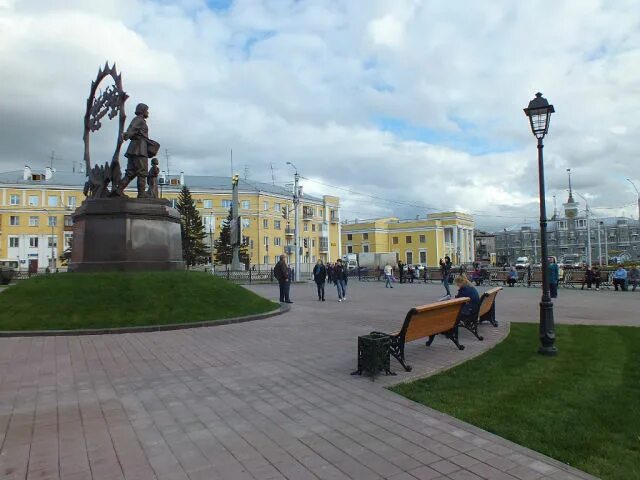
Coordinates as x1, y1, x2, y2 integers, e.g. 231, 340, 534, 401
385, 274, 393, 287
442, 277, 451, 296
336, 279, 346, 299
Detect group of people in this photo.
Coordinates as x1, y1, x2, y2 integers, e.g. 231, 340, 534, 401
611, 264, 639, 291
273, 255, 350, 303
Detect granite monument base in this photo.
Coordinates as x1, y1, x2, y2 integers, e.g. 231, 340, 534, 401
69, 197, 185, 272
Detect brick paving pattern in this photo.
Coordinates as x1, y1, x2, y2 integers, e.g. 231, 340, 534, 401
1, 280, 626, 479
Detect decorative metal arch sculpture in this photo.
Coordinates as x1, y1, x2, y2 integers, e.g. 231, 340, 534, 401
82, 62, 129, 198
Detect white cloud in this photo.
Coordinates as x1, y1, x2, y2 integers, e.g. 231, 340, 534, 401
1, 0, 639, 229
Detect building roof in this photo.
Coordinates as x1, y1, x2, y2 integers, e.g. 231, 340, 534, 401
500, 216, 640, 233
0, 169, 326, 203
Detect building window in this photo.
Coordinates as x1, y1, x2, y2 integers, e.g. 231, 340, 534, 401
241, 200, 250, 209
263, 219, 269, 229
274, 220, 281, 230
29, 216, 39, 227
304, 223, 308, 231
64, 215, 73, 227
558, 221, 567, 230
363, 244, 369, 253
419, 250, 427, 264
363, 233, 369, 240
263, 255, 269, 264
29, 237, 38, 248
263, 236, 269, 246
312, 239, 315, 247
576, 219, 587, 229
28, 195, 39, 206
47, 195, 58, 207
406, 251, 413, 264
10, 194, 20, 205
48, 216, 57, 227
419, 234, 426, 243
10, 216, 19, 226
241, 218, 250, 228
275, 203, 281, 212
9, 237, 19, 248
274, 237, 281, 246
203, 199, 213, 209
263, 201, 269, 211
406, 236, 412, 244
67, 196, 77, 208
347, 234, 353, 241
222, 199, 232, 208
312, 224, 316, 232
392, 236, 398, 245
48, 236, 57, 248
347, 245, 353, 253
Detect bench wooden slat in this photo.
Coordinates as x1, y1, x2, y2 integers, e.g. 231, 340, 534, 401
404, 298, 468, 342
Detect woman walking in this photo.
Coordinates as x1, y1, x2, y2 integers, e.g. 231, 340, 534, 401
439, 256, 452, 300
334, 259, 348, 301
384, 263, 394, 288
313, 259, 327, 301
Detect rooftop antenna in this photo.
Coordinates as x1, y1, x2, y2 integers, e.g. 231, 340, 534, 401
566, 168, 573, 201
553, 194, 558, 219
270, 163, 276, 185
164, 149, 170, 176
49, 150, 56, 169
230, 148, 234, 178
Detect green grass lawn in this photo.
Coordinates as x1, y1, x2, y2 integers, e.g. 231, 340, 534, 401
391, 323, 640, 480
0, 271, 279, 330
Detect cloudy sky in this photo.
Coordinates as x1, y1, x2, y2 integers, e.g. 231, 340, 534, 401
1, 0, 639, 229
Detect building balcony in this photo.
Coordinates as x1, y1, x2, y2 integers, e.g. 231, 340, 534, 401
303, 210, 313, 220
330, 214, 339, 223
319, 238, 329, 253
285, 227, 294, 236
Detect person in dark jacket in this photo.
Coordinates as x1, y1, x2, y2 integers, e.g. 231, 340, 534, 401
312, 259, 327, 301
274, 254, 292, 303
439, 256, 452, 299
548, 257, 559, 298
581, 266, 595, 290
454, 274, 481, 317
334, 259, 348, 301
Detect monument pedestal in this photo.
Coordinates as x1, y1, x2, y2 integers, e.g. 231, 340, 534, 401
69, 198, 185, 272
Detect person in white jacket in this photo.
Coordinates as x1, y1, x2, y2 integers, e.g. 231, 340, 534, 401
384, 263, 393, 288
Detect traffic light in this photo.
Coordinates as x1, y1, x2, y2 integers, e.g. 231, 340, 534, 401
282, 206, 288, 220
303, 238, 308, 248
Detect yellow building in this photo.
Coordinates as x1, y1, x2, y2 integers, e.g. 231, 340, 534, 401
341, 212, 474, 266
0, 167, 341, 272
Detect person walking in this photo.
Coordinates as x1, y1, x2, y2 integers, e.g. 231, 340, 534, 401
439, 256, 452, 300
398, 260, 405, 284
274, 254, 293, 303
548, 257, 559, 298
312, 259, 327, 301
629, 265, 639, 292
612, 265, 628, 291
384, 263, 394, 288
334, 259, 348, 301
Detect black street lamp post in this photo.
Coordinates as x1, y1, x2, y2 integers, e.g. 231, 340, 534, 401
524, 92, 557, 356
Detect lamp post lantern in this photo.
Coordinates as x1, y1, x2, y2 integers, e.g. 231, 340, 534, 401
524, 92, 557, 356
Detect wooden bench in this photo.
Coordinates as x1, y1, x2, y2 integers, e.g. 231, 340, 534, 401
425, 269, 444, 283
376, 297, 469, 372
527, 270, 544, 286
477, 287, 502, 327
563, 270, 586, 288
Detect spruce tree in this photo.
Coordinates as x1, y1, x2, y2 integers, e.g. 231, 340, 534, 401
214, 208, 250, 268
176, 185, 210, 267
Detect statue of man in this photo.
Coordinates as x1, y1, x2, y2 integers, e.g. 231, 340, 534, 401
114, 103, 160, 197
147, 158, 160, 198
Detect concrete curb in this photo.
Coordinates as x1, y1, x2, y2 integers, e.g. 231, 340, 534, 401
0, 303, 290, 338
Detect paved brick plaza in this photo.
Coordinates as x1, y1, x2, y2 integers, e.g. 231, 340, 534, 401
2, 280, 635, 480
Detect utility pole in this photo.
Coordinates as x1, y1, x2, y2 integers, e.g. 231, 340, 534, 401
597, 221, 602, 266
602, 221, 608, 266
576, 192, 592, 267
627, 178, 640, 223
164, 149, 170, 176
287, 162, 301, 281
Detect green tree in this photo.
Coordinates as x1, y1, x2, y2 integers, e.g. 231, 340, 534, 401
177, 185, 210, 267
214, 208, 250, 268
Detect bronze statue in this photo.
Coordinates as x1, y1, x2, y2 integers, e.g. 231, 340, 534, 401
113, 103, 160, 197
147, 158, 160, 198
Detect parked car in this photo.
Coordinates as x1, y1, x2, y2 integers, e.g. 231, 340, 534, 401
515, 256, 530, 269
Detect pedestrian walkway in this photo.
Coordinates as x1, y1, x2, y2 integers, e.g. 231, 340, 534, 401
0, 282, 608, 480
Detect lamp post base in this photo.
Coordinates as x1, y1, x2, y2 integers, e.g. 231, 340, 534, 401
538, 345, 558, 356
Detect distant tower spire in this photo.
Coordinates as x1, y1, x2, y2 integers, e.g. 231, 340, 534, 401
564, 168, 578, 218
567, 168, 574, 201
